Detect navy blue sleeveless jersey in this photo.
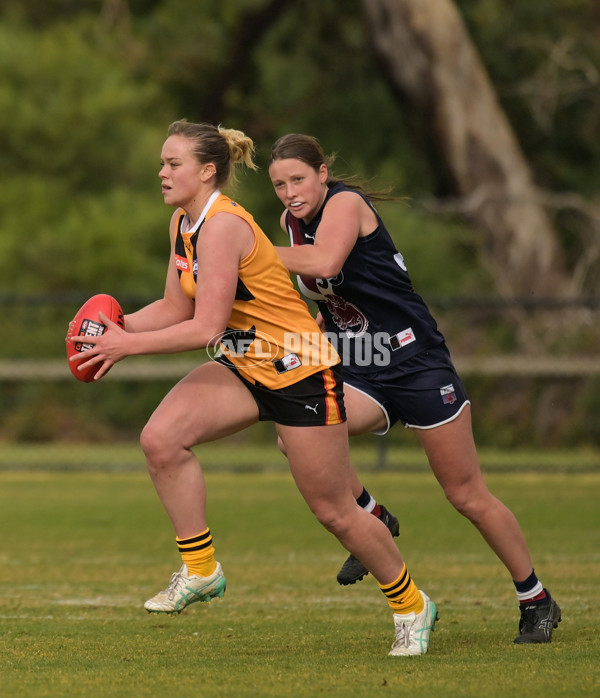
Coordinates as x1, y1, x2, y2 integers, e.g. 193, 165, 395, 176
285, 182, 446, 373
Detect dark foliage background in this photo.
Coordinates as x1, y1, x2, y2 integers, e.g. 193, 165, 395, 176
1, 1, 599, 448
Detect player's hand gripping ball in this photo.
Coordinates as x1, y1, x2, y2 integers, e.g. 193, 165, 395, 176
66, 294, 125, 382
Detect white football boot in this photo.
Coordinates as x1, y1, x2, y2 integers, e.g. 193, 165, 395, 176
144, 562, 226, 615
389, 591, 438, 656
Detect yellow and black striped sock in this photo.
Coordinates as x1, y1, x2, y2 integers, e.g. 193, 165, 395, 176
379, 564, 424, 615
176, 528, 217, 578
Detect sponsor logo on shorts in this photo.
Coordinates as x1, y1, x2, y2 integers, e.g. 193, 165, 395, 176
440, 384, 457, 404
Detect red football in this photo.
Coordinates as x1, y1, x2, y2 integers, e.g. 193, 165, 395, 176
66, 294, 124, 382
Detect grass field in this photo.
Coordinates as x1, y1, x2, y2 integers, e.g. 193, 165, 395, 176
0, 444, 599, 697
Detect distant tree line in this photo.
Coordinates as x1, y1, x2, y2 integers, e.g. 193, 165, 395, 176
1, 0, 599, 446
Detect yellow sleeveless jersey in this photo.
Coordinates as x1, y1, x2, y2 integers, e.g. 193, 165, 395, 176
173, 193, 339, 389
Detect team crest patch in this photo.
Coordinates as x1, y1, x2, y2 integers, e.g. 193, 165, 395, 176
324, 294, 368, 338
440, 384, 457, 405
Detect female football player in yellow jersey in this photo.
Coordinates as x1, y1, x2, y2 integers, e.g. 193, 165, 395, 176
68, 120, 437, 656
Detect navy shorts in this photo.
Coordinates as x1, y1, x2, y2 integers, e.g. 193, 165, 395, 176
226, 364, 346, 427
343, 344, 470, 434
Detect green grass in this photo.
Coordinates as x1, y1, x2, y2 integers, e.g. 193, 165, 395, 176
1, 440, 599, 473
0, 456, 599, 696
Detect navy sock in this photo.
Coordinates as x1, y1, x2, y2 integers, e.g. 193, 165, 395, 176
356, 487, 372, 509
514, 569, 547, 605
356, 487, 381, 517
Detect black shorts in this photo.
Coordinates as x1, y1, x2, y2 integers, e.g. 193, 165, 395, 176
227, 364, 346, 427
343, 344, 470, 434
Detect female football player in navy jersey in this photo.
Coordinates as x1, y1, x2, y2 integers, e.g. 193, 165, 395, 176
69, 120, 437, 657
268, 133, 561, 645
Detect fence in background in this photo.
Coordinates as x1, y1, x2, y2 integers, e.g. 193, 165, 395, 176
2, 292, 600, 379
2, 354, 600, 381
2, 293, 600, 464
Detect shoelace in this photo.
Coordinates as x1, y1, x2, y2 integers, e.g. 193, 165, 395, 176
392, 621, 412, 648
165, 570, 185, 600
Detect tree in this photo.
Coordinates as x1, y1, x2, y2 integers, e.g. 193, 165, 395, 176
360, 0, 572, 300
0, 17, 171, 295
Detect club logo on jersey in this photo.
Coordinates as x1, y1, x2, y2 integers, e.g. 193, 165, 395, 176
324, 295, 368, 337
440, 384, 457, 405
296, 271, 368, 338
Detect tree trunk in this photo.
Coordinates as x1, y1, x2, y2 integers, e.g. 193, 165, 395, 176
360, 0, 570, 298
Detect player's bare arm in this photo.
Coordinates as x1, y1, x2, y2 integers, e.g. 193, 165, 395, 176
72, 212, 253, 365
275, 192, 367, 278
192, 212, 255, 346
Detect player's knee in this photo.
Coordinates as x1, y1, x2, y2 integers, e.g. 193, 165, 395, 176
140, 422, 172, 468
445, 484, 487, 521
310, 503, 349, 537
